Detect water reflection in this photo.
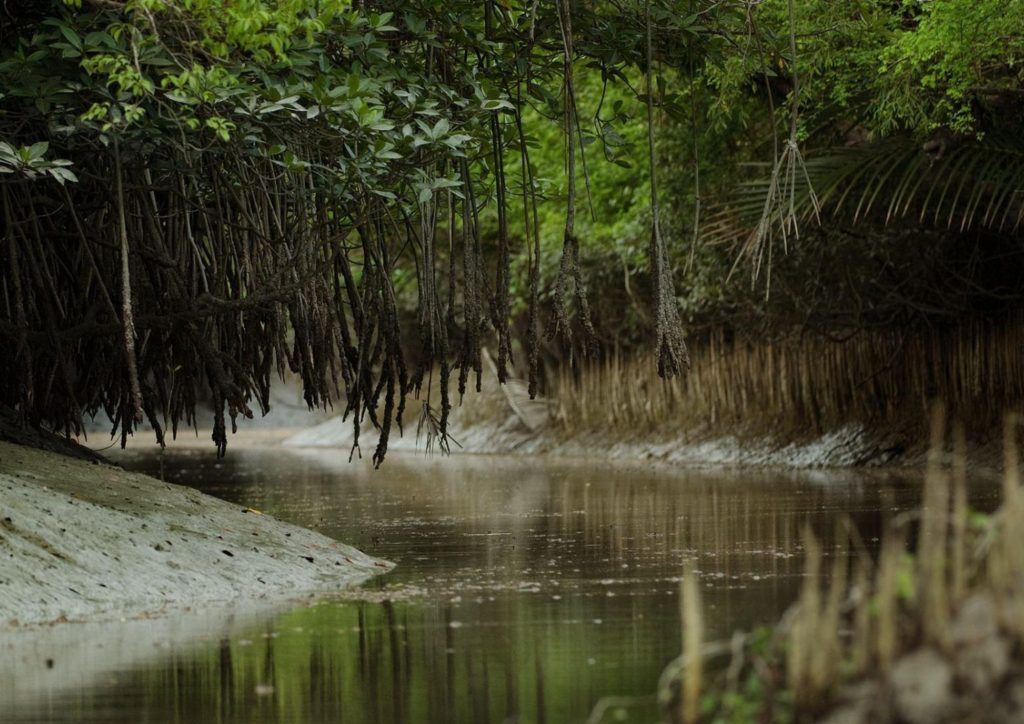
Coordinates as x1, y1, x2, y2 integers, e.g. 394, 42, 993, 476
4, 448, 989, 723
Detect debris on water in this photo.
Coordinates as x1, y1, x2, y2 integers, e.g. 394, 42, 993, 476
328, 584, 429, 603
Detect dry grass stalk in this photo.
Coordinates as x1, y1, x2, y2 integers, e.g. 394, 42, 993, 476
850, 556, 872, 672
784, 525, 848, 711
787, 527, 823, 708
804, 412, 1020, 697
874, 528, 903, 673
681, 559, 703, 724
920, 403, 951, 648
819, 529, 847, 682
554, 316, 1024, 442
951, 422, 968, 603
989, 414, 1024, 636
1001, 412, 1020, 502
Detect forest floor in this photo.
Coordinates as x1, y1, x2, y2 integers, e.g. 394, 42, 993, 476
0, 440, 391, 628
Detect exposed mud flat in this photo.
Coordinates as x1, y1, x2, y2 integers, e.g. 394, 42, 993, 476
0, 441, 391, 628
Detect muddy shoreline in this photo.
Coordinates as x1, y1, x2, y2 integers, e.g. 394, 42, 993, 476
281, 409, 1006, 476
0, 441, 391, 628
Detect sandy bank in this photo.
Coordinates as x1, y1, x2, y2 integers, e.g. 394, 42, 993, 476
0, 441, 391, 628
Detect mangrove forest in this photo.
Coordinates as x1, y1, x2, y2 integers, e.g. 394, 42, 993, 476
3, 1, 1024, 723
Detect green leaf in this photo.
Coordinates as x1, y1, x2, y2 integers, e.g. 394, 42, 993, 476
28, 142, 49, 161
49, 167, 78, 184
57, 24, 82, 51
481, 98, 513, 111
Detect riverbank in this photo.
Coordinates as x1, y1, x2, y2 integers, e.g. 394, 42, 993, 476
284, 414, 915, 467
65, 331, 1014, 470
0, 440, 391, 628
280, 390, 1005, 473
273, 336, 1016, 470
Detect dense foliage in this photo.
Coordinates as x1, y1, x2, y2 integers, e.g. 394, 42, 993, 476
2, 0, 1024, 458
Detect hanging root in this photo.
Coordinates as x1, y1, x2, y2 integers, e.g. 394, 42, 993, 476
549, 0, 598, 356
114, 140, 144, 427
645, 0, 689, 378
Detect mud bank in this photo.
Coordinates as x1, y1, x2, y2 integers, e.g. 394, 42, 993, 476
0, 441, 391, 628
283, 411, 952, 469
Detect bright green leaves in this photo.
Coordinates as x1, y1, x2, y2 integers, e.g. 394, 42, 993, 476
163, 64, 241, 106
81, 52, 155, 97
877, 0, 1024, 135
11, 141, 49, 164
0, 141, 78, 184
704, 0, 1024, 138
205, 116, 236, 141
81, 101, 146, 133
350, 99, 393, 132
0, 0, 720, 228
3, 0, 487, 164
134, 0, 349, 63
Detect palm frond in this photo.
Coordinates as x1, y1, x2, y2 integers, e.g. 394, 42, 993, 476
708, 133, 1024, 257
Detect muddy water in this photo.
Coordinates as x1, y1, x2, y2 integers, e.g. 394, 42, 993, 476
3, 448, 986, 723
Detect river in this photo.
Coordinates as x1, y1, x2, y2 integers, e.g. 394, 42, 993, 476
4, 445, 977, 723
